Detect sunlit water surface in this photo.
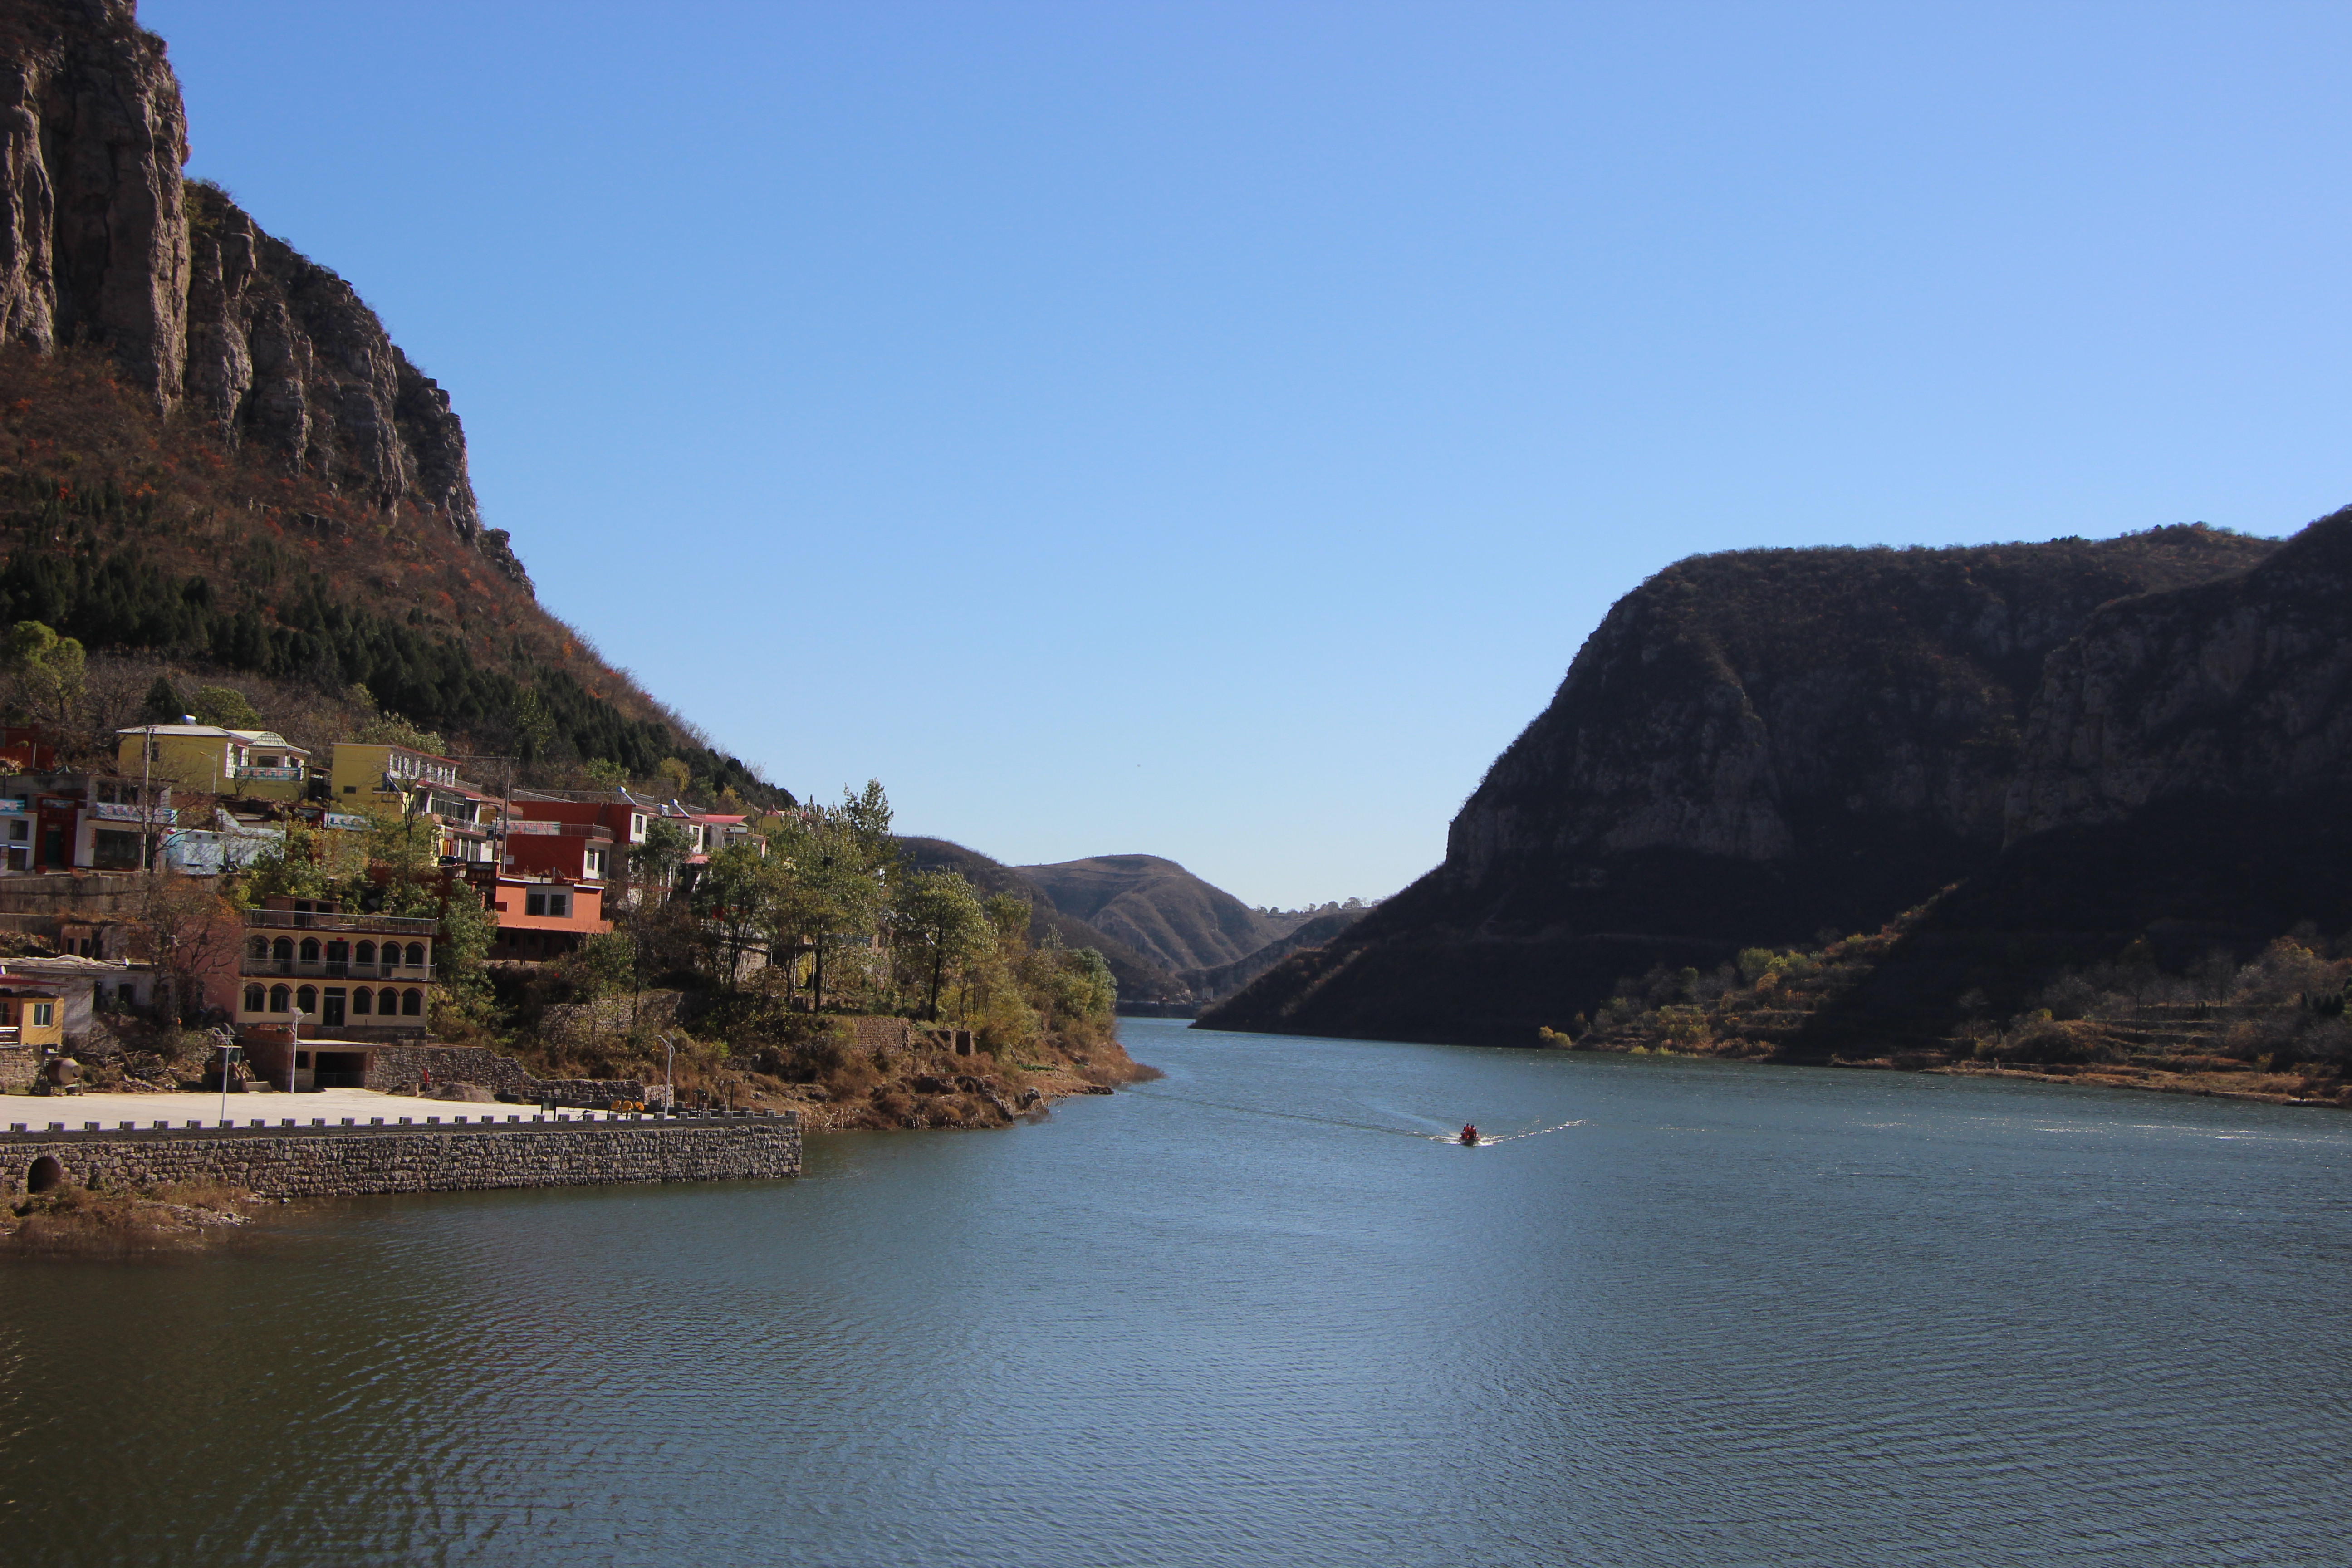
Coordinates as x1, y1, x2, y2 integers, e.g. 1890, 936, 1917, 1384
4, 1019, 2350, 1566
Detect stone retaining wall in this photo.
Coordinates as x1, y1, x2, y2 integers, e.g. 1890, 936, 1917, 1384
0, 1115, 799, 1198
358, 1041, 642, 1108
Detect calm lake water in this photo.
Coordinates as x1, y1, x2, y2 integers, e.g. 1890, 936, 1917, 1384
4, 1018, 2351, 1566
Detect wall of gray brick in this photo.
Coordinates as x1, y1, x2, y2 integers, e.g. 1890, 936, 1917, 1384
0, 1115, 799, 1198
358, 1041, 644, 1108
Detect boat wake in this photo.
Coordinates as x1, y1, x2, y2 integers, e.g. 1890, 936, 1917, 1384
1430, 1119, 1586, 1148
1124, 1088, 1584, 1149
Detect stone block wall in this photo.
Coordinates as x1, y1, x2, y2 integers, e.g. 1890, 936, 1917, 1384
359, 1042, 641, 1108
364, 1043, 529, 1095
0, 1116, 800, 1198
0, 1046, 35, 1093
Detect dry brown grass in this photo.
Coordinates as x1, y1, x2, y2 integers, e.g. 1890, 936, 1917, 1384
0, 1178, 255, 1254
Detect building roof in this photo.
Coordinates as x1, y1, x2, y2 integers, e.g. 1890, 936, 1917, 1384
0, 955, 127, 975
333, 739, 464, 767
227, 730, 310, 755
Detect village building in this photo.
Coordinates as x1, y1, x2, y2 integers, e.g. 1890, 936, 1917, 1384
0, 770, 175, 872
328, 740, 462, 807
0, 973, 64, 1092
115, 722, 311, 802
218, 897, 437, 1039
0, 955, 167, 1044
465, 863, 611, 963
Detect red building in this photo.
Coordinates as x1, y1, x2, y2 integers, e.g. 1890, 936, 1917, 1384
465, 866, 611, 962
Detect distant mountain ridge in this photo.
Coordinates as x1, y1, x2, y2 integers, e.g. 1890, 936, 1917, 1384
1014, 854, 1293, 975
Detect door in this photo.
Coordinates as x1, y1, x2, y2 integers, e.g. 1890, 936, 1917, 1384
323, 988, 346, 1028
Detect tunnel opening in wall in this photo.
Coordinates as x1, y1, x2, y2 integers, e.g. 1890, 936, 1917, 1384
24, 1155, 64, 1194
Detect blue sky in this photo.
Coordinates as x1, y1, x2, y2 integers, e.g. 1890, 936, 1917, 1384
145, 1, 2352, 907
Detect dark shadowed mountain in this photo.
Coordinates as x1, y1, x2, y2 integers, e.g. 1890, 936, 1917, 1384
1199, 524, 2284, 1045
1176, 906, 1369, 1005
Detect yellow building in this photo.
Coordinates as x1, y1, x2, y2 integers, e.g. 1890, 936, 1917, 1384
0, 980, 65, 1050
327, 741, 464, 809
115, 724, 312, 801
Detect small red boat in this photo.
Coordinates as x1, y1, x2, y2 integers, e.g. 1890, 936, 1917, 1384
1459, 1124, 1479, 1146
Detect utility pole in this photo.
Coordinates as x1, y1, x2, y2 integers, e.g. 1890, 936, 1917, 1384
139, 723, 155, 872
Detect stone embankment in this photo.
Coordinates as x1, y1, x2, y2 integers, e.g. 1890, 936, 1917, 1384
0, 1112, 799, 1199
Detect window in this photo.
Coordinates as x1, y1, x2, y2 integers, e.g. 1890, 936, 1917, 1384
402, 989, 423, 1017
32, 1002, 53, 1027
247, 936, 269, 962
525, 891, 545, 917
378, 987, 398, 1014
404, 942, 426, 967
344, 784, 357, 794
356, 941, 376, 966
352, 988, 372, 1015
7, 819, 24, 842
299, 938, 320, 963
326, 940, 349, 964
630, 813, 647, 843
270, 985, 290, 1013
244, 984, 265, 1012
296, 985, 318, 1014
585, 850, 605, 880
91, 829, 141, 870
273, 937, 293, 962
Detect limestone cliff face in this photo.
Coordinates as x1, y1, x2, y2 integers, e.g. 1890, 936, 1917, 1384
0, 0, 524, 587
2005, 508, 2352, 842
1446, 529, 2274, 898
1200, 526, 2278, 1045
0, 0, 186, 407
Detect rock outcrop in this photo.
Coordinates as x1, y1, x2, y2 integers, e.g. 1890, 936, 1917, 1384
1200, 525, 2280, 1045
0, 0, 519, 583
0, 0, 186, 407
2005, 507, 2352, 840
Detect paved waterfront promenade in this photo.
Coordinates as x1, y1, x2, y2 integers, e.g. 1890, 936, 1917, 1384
1, 1086, 674, 1132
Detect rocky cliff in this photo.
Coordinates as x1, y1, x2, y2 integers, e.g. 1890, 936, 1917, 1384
0, 0, 519, 583
2005, 508, 2352, 840
1200, 525, 2281, 1044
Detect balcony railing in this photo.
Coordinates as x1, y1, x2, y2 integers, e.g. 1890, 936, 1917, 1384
240, 958, 435, 981
235, 766, 304, 781
244, 910, 437, 935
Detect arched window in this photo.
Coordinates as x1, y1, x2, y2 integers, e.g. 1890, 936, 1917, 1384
270, 985, 290, 1013
326, 940, 349, 964
355, 941, 376, 966
401, 988, 423, 1017
379, 987, 398, 1015
405, 942, 426, 967
273, 937, 293, 962
299, 938, 320, 963
246, 936, 268, 963
352, 988, 372, 1015
296, 985, 318, 1014
243, 984, 265, 1013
